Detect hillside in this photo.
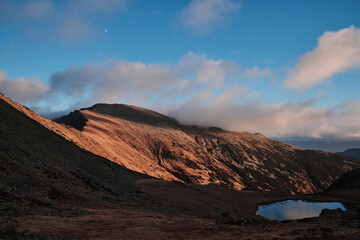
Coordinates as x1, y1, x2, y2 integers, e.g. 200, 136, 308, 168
2, 93, 360, 195
0, 93, 148, 211
54, 103, 360, 195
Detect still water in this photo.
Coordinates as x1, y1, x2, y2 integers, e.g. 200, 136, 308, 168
256, 200, 346, 221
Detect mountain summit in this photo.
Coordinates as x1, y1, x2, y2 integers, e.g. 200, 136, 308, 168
56, 103, 180, 130
1, 93, 359, 195
51, 102, 360, 194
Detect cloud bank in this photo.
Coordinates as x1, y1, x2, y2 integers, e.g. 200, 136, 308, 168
47, 52, 251, 108
284, 26, 360, 89
168, 97, 360, 139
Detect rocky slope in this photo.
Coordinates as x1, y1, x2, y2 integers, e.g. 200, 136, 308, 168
1, 92, 360, 195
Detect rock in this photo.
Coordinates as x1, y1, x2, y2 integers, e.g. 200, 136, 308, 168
0, 222, 16, 238
135, 190, 147, 199
356, 205, 360, 216
215, 210, 248, 225
342, 209, 360, 228
4, 185, 13, 193
289, 229, 308, 236
0, 180, 6, 192
2, 203, 25, 217
320, 226, 335, 232
320, 208, 344, 218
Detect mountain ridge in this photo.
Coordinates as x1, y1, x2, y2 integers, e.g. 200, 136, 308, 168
2, 93, 360, 195
3, 92, 360, 239
53, 102, 360, 194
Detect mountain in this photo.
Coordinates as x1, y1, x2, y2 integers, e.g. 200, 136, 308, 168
2, 92, 360, 239
337, 148, 360, 158
2, 93, 360, 195
53, 103, 360, 195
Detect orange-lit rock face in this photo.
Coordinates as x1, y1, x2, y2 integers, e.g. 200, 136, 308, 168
2, 93, 359, 195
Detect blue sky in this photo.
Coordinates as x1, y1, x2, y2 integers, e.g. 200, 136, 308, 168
1, 0, 360, 151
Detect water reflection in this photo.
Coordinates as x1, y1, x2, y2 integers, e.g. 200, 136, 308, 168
256, 200, 346, 221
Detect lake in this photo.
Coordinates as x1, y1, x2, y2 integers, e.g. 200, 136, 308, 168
256, 200, 346, 221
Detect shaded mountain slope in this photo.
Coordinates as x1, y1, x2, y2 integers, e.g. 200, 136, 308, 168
1, 93, 360, 195
0, 94, 147, 214
327, 168, 360, 190
337, 148, 360, 158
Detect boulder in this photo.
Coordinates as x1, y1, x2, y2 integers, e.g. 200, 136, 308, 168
342, 207, 360, 228
0, 221, 16, 238
216, 210, 248, 225
320, 208, 344, 218
0, 180, 6, 192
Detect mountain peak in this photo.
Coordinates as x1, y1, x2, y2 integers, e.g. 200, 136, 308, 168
87, 103, 180, 127
56, 103, 180, 131
2, 93, 360, 195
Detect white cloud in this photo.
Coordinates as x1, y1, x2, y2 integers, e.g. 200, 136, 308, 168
0, 70, 49, 102
241, 67, 271, 78
197, 59, 227, 86
284, 26, 360, 89
179, 0, 241, 34
176, 52, 238, 88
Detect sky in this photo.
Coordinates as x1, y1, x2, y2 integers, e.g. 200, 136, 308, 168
1, 0, 360, 152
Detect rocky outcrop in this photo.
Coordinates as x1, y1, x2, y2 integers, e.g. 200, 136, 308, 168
320, 208, 344, 218
215, 210, 261, 225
